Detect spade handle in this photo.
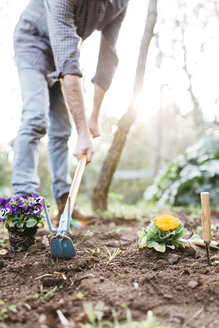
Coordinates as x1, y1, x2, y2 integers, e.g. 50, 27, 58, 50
200, 192, 211, 243
63, 155, 87, 216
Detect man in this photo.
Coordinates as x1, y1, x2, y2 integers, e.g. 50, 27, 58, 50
12, 0, 128, 217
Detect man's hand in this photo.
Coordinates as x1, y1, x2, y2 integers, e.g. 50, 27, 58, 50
88, 116, 100, 138
73, 131, 93, 163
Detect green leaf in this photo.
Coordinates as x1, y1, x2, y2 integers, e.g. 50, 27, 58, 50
26, 218, 37, 228
9, 220, 16, 228
151, 241, 166, 253
166, 244, 175, 249
188, 234, 202, 242
8, 305, 17, 313
0, 308, 8, 319
101, 321, 114, 327
45, 286, 57, 298
76, 292, 84, 300
83, 302, 96, 324
139, 236, 147, 248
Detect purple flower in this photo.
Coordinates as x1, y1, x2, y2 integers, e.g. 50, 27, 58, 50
0, 194, 43, 220
12, 194, 23, 201
31, 194, 40, 199
31, 208, 42, 215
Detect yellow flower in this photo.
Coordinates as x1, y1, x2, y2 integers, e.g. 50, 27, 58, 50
139, 244, 147, 249
154, 214, 179, 231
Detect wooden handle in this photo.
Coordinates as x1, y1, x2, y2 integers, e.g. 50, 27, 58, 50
194, 240, 218, 248
63, 155, 87, 216
200, 192, 211, 243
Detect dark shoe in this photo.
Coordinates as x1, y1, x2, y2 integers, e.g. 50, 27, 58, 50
56, 193, 96, 226
56, 192, 69, 222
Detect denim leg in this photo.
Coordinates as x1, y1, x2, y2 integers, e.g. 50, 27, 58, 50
48, 81, 72, 200
12, 61, 49, 195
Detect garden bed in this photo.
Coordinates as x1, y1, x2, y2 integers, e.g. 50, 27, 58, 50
0, 209, 218, 328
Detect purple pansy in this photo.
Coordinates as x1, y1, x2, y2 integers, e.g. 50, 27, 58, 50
0, 194, 44, 222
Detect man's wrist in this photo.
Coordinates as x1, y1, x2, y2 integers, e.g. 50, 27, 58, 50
90, 112, 98, 121
77, 126, 90, 137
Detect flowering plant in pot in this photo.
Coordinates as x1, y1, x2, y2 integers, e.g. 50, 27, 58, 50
138, 214, 188, 253
0, 194, 44, 252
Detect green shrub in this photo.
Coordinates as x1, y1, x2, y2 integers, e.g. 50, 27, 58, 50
144, 136, 219, 206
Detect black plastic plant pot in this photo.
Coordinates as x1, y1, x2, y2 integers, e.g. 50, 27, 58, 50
8, 226, 37, 252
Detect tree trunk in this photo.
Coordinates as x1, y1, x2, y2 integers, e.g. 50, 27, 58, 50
92, 0, 158, 211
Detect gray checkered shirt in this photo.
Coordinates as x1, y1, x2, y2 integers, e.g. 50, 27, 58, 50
14, 0, 128, 90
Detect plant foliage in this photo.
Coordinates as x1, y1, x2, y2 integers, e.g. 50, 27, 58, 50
144, 136, 219, 206
82, 302, 171, 328
0, 194, 44, 230
138, 219, 187, 253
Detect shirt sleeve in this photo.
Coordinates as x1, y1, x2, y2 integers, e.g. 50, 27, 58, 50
44, 0, 82, 79
92, 5, 128, 91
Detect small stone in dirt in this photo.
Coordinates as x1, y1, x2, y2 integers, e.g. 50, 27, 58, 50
163, 294, 172, 299
0, 261, 4, 269
175, 313, 185, 322
0, 249, 8, 256
100, 276, 104, 282
42, 236, 50, 248
167, 254, 179, 265
188, 280, 198, 289
38, 314, 47, 324
133, 282, 139, 289
170, 317, 181, 324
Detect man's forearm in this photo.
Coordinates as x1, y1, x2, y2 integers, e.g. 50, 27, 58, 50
91, 83, 105, 120
62, 74, 89, 136
88, 83, 105, 138
61, 74, 93, 162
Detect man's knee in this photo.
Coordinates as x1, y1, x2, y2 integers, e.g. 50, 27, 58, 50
19, 115, 48, 138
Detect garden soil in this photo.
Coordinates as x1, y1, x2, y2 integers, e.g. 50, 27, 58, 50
0, 210, 218, 328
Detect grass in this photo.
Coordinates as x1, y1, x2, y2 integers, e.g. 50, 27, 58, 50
74, 196, 209, 222
104, 247, 123, 265
81, 302, 172, 328
32, 285, 57, 303
42, 192, 219, 226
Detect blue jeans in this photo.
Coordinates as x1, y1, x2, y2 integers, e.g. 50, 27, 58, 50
12, 60, 72, 200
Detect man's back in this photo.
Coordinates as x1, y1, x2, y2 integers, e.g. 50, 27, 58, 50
14, 0, 128, 79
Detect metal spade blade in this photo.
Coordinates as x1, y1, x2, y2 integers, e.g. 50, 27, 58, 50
50, 236, 76, 258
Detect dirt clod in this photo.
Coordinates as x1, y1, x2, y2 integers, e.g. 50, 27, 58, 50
167, 253, 179, 264
188, 280, 199, 289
